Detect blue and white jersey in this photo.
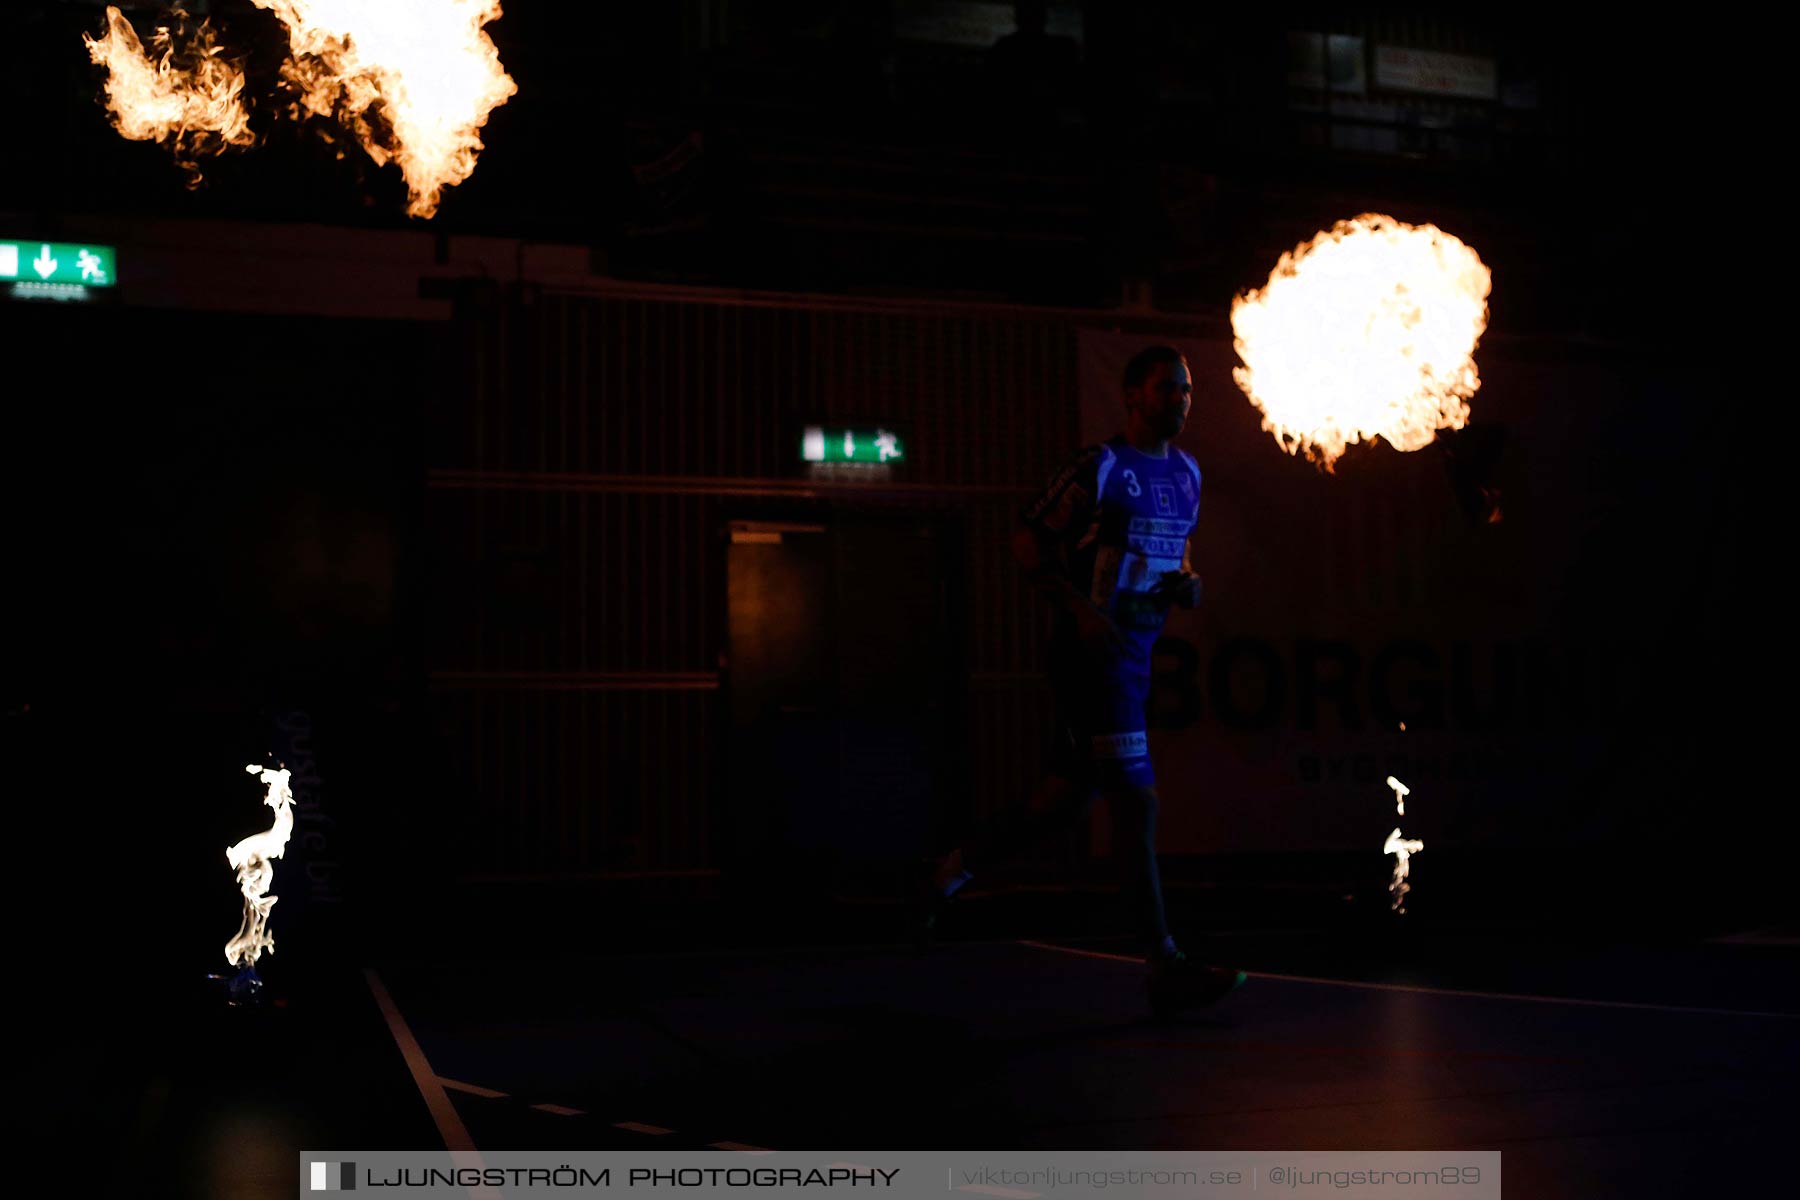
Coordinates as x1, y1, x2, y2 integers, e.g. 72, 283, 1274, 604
1020, 434, 1202, 682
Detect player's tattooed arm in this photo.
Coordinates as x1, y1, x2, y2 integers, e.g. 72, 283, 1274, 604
1011, 519, 1082, 608
1012, 519, 1132, 658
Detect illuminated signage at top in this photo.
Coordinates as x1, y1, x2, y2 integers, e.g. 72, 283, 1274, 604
1, 239, 118, 294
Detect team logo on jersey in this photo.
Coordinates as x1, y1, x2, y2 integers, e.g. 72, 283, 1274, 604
1151, 481, 1176, 516
1091, 731, 1148, 760
1114, 590, 1163, 630
1176, 469, 1196, 505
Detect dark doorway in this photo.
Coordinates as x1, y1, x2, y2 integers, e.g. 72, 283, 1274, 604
725, 514, 962, 896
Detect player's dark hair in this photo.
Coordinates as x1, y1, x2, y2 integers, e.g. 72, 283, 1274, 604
1122, 345, 1186, 391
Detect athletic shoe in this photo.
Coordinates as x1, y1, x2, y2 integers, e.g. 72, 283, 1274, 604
1146, 951, 1247, 1017
913, 849, 974, 948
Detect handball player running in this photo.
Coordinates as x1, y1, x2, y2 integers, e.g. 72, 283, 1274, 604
922, 345, 1246, 1016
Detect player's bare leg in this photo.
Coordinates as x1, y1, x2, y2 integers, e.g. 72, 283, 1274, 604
1110, 783, 1246, 1015
1107, 784, 1173, 958
918, 772, 1094, 941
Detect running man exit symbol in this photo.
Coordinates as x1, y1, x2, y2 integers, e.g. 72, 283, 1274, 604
799, 425, 906, 464
0, 238, 118, 288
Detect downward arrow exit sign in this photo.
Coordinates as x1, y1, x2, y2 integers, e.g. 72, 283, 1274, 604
0, 239, 118, 287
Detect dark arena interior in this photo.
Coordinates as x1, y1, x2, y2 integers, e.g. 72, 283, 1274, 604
4, 4, 1785, 1199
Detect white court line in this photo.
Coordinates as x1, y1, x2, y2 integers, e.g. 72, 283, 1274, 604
1017, 940, 1143, 964
1016, 940, 1800, 1020
364, 969, 500, 1200
616, 1121, 675, 1135
438, 1077, 509, 1099
531, 1103, 585, 1116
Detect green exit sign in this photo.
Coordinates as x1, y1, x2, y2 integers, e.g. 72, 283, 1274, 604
1, 239, 118, 288
801, 425, 905, 464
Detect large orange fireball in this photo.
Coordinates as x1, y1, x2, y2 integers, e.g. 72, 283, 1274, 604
251, 1, 518, 219
85, 2, 516, 218
83, 6, 254, 185
1230, 213, 1491, 470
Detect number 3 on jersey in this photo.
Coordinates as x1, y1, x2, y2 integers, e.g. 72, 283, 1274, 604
1123, 469, 1141, 497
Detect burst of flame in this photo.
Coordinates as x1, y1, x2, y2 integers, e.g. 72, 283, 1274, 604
1231, 213, 1491, 470
1383, 827, 1424, 913
251, 0, 518, 218
1382, 772, 1423, 913
224, 764, 296, 969
83, 5, 255, 186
